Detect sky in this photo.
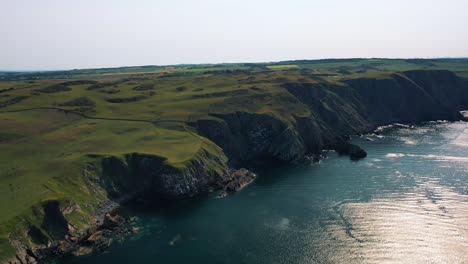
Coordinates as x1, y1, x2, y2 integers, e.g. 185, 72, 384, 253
1, 0, 468, 70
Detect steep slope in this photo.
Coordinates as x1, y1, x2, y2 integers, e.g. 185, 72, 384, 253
195, 71, 468, 164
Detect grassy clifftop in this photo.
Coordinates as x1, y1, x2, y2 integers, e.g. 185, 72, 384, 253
1, 59, 468, 261
0, 109, 226, 260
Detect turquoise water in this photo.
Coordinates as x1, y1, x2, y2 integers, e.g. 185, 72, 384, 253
65, 121, 468, 263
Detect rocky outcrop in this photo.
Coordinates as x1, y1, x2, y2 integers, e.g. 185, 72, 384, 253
335, 141, 367, 160
13, 212, 131, 264
100, 151, 259, 200
99, 150, 231, 199
223, 168, 257, 193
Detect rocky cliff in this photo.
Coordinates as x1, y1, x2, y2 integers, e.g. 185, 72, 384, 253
194, 70, 468, 164
99, 150, 229, 199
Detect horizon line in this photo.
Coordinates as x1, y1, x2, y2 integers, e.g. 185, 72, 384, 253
2, 56, 468, 73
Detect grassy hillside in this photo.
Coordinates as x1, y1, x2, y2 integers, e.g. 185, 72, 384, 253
0, 108, 226, 259
1, 58, 468, 261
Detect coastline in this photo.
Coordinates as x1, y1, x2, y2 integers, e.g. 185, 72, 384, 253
2, 68, 468, 263
11, 114, 468, 264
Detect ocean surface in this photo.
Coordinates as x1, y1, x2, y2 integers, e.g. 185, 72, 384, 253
63, 121, 468, 264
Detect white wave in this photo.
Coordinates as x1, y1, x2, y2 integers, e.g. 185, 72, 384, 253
400, 138, 417, 145
366, 133, 385, 139
386, 153, 406, 158
410, 154, 468, 163
451, 128, 468, 147
428, 120, 449, 124
375, 125, 393, 132
376, 123, 412, 132
386, 152, 468, 163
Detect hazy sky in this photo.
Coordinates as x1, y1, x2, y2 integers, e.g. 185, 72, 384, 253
2, 0, 468, 70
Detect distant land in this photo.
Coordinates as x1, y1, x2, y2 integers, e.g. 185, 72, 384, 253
2, 58, 468, 79
1, 58, 468, 263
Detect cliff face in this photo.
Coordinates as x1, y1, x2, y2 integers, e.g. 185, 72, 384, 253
344, 70, 468, 124
196, 70, 468, 164
100, 150, 230, 199
194, 112, 309, 164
